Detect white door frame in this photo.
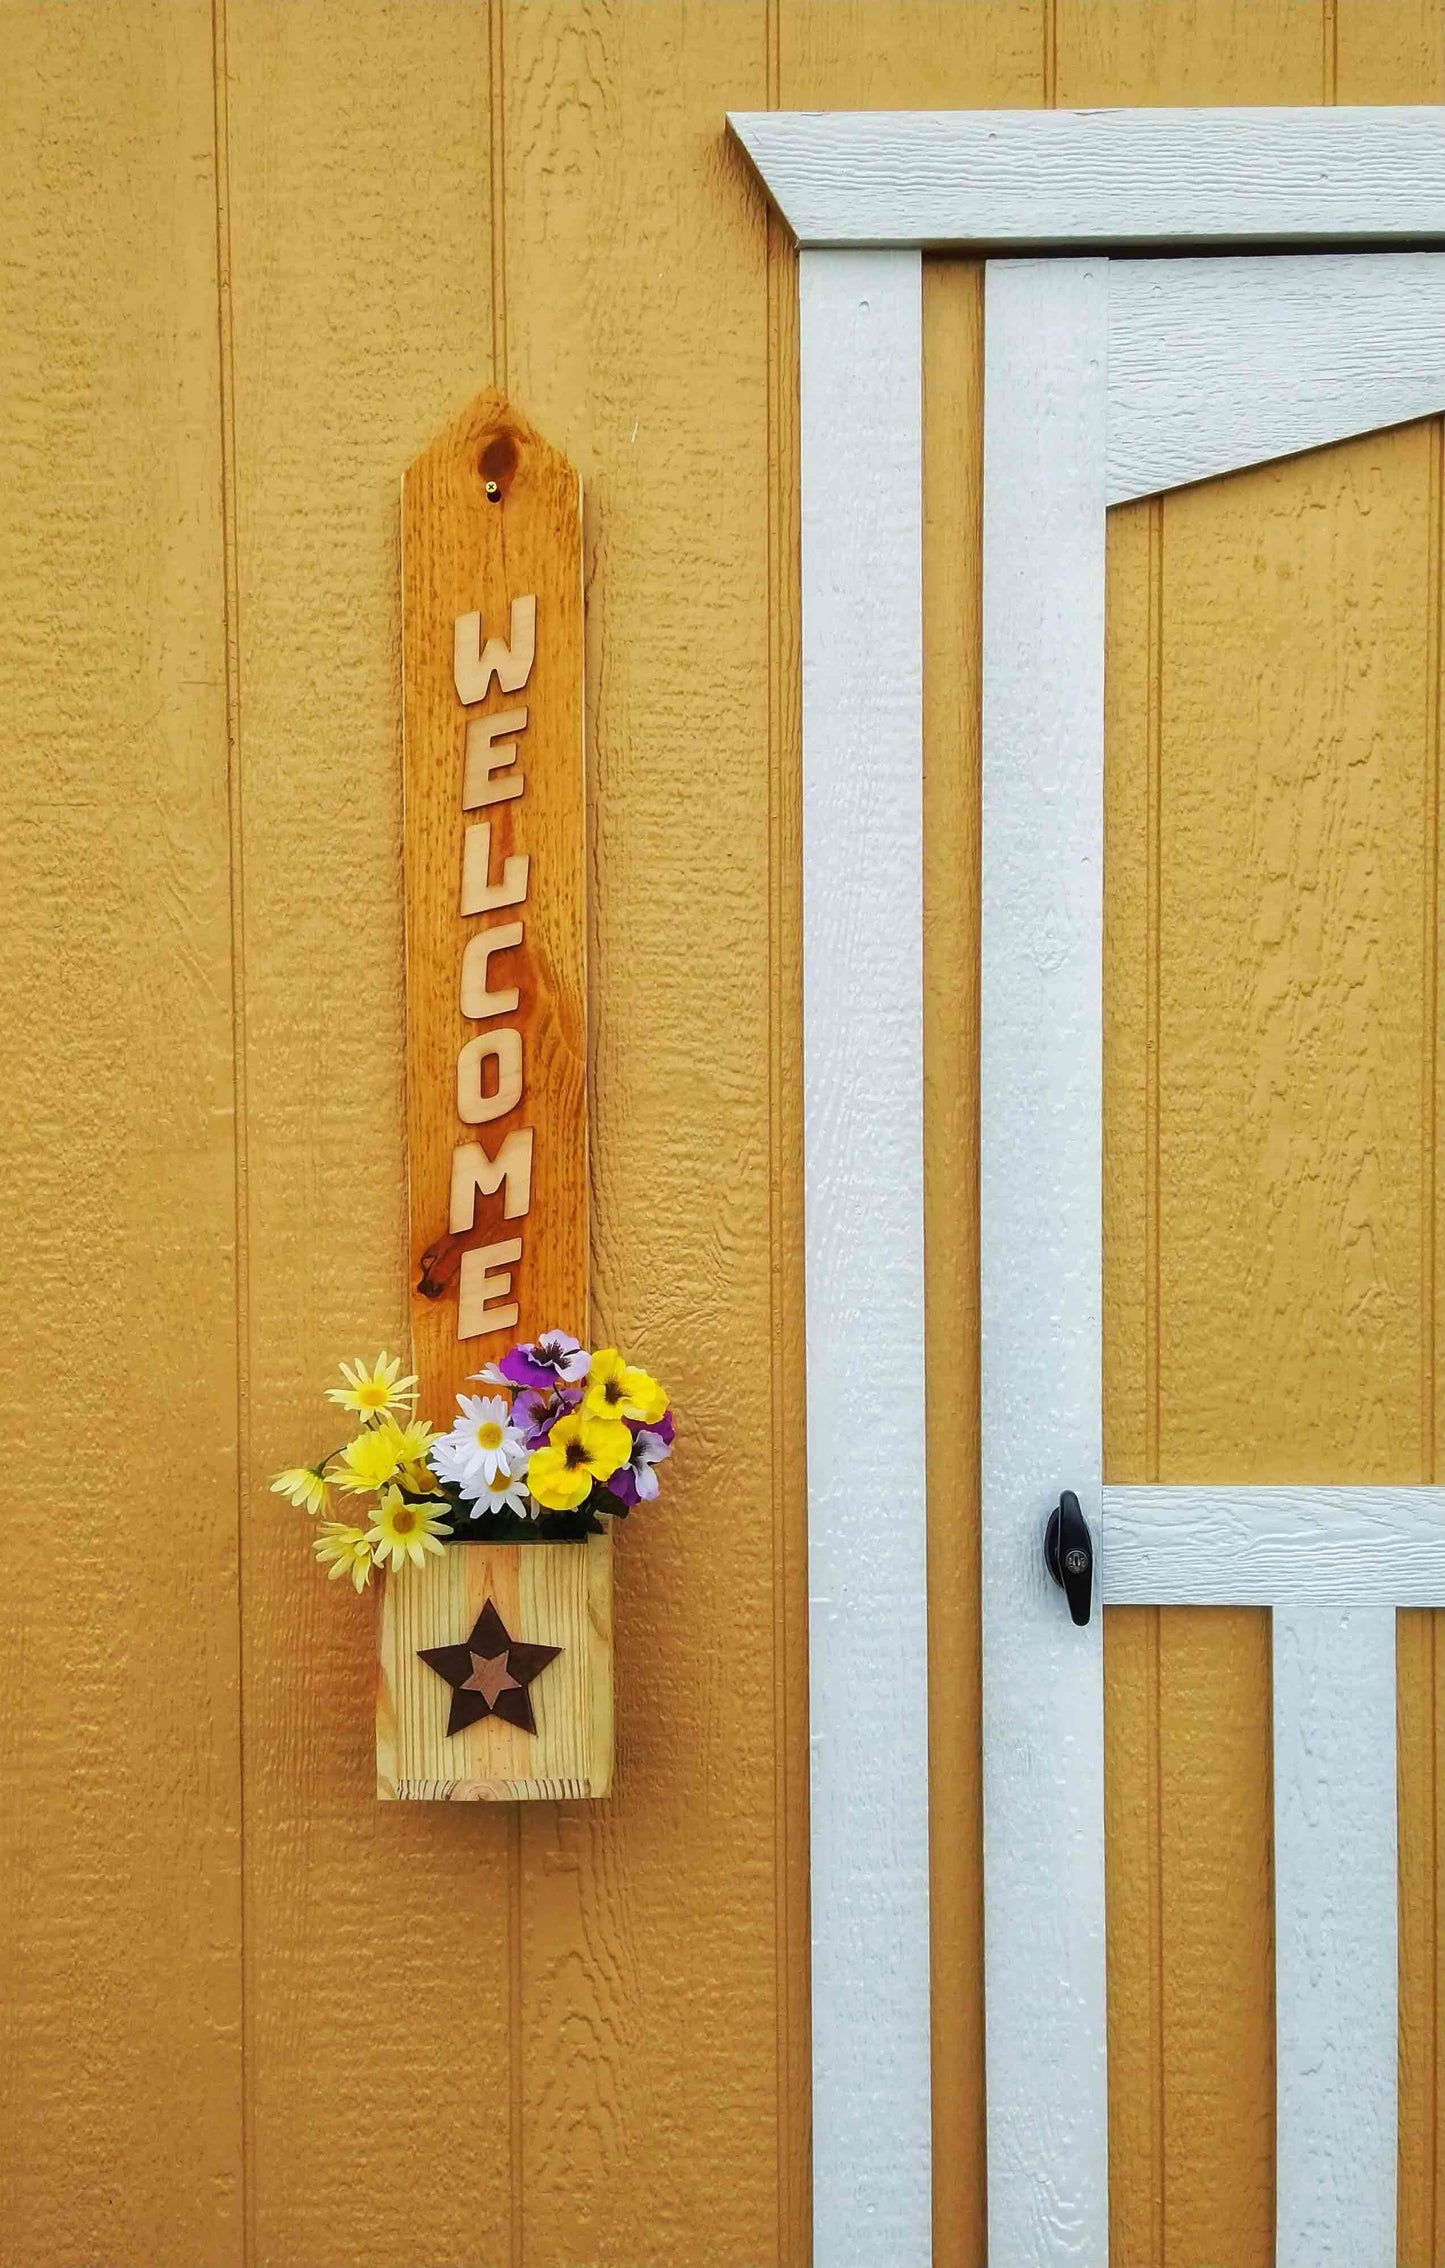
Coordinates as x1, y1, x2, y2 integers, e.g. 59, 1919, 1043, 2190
732, 107, 1445, 2268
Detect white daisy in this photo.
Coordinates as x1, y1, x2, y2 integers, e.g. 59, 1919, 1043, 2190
469, 1360, 511, 1388
462, 1459, 534, 1521
434, 1393, 528, 1490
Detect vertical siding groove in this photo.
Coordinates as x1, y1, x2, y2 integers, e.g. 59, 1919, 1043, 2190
1420, 412, 1444, 2268
1425, 418, 1441, 1488
210, 6, 252, 2260
765, 9, 809, 2260
490, 0, 509, 399
1145, 493, 1164, 1486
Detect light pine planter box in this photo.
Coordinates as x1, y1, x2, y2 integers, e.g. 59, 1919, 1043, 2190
377, 1533, 613, 1800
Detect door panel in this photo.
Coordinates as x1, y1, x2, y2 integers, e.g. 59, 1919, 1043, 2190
1102, 425, 1443, 2265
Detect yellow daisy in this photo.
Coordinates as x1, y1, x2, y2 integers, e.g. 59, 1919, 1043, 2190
271, 1465, 331, 1516
366, 1487, 451, 1570
400, 1452, 444, 1497
325, 1352, 419, 1422
331, 1418, 413, 1495
526, 1411, 632, 1510
582, 1348, 668, 1428
313, 1522, 375, 1591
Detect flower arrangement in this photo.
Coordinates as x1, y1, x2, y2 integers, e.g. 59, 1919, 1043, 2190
271, 1335, 673, 1590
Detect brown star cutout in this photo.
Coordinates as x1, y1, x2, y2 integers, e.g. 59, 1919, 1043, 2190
418, 1598, 562, 1736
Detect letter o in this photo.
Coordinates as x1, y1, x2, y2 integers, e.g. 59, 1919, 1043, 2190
457, 1028, 523, 1124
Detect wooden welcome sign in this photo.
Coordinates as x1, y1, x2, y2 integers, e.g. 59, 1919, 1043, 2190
376, 391, 611, 1800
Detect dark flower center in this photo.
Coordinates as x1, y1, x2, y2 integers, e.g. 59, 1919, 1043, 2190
564, 1437, 590, 1470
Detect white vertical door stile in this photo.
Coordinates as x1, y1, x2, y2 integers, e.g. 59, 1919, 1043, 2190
1272, 1607, 1398, 2268
981, 259, 1111, 2268
798, 247, 930, 2268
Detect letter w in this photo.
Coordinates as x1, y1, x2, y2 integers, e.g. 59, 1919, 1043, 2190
454, 596, 537, 702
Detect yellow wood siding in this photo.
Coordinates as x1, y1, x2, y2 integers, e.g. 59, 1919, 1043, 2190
1, 5, 1441, 2262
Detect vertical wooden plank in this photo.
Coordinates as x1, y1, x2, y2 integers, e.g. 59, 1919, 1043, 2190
496, 9, 792, 2263
982, 256, 1109, 2268
800, 243, 928, 2267
0, 6, 243, 2261
921, 253, 987, 2268
781, 0, 1045, 106
1055, 0, 1327, 104
1335, 0, 1445, 101
1273, 1605, 1398, 2268
221, 7, 515, 2261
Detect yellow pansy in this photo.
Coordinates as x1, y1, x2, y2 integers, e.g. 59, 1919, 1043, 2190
582, 1348, 668, 1428
526, 1412, 632, 1510
366, 1486, 451, 1570
325, 1352, 419, 1422
313, 1522, 375, 1591
271, 1465, 331, 1516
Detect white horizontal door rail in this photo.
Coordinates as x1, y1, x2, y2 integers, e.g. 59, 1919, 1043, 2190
1102, 1484, 1445, 1602
746, 103, 1445, 2268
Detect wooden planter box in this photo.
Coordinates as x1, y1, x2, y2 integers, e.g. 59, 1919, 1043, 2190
376, 1531, 613, 1800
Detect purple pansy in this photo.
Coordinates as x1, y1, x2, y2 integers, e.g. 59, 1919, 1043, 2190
512, 1382, 581, 1446
499, 1331, 591, 1391
608, 1425, 672, 1508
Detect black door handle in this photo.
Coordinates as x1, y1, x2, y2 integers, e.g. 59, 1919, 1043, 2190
1044, 1490, 1094, 1626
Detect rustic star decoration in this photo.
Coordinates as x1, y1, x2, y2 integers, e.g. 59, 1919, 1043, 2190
418, 1598, 562, 1737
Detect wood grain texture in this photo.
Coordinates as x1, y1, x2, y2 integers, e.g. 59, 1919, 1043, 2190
1107, 253, 1445, 505
1102, 1486, 1445, 1604
1273, 1605, 1398, 2268
0, 7, 243, 2262
730, 104, 1445, 250
1056, 0, 1326, 106
401, 389, 586, 1399
379, 1538, 612, 1801
981, 257, 1109, 2268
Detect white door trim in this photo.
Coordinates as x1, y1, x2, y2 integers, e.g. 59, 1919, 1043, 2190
980, 256, 1110, 2268
729, 105, 1445, 249
751, 104, 1445, 2268
798, 245, 930, 2267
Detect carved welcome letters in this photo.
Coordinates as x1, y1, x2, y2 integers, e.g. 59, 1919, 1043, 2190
401, 394, 588, 1421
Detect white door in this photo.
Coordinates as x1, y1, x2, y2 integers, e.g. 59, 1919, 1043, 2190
799, 241, 1445, 2267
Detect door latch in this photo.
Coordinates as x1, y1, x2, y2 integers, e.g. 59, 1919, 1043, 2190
1043, 1489, 1094, 1626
